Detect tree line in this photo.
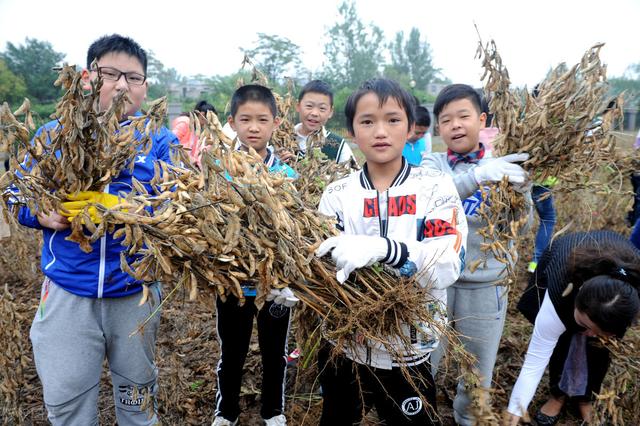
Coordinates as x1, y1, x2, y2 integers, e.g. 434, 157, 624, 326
1, 1, 638, 129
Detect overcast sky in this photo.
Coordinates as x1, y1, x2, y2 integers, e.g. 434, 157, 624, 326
1, 0, 638, 89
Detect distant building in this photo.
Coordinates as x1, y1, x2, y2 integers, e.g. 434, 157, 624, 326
427, 82, 447, 97
168, 79, 210, 100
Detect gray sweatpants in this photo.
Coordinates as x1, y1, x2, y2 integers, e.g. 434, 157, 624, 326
30, 278, 162, 426
431, 285, 508, 426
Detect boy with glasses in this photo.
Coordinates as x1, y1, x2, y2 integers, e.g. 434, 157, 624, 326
21, 34, 177, 425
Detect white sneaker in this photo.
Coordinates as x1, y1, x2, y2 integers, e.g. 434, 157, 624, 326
264, 414, 287, 425
211, 416, 238, 426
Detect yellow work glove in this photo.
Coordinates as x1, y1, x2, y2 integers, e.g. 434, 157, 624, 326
59, 191, 123, 223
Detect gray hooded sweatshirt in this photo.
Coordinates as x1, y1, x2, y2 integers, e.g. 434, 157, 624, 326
422, 152, 533, 289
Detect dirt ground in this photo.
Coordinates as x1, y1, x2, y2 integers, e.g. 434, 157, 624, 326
1, 133, 638, 425
0, 226, 620, 426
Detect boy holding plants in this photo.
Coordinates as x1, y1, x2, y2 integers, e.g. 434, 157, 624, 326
279, 79, 356, 165
20, 34, 177, 425
213, 84, 296, 426
422, 83, 531, 426
315, 78, 468, 425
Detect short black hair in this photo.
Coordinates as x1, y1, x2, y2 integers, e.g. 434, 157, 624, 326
477, 89, 493, 127
229, 84, 278, 118
195, 100, 216, 115
569, 241, 640, 338
433, 84, 482, 121
344, 78, 415, 135
298, 80, 334, 106
415, 106, 431, 128
87, 34, 148, 73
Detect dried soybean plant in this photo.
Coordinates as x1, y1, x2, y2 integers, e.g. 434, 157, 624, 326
0, 98, 34, 154
590, 331, 640, 425
96, 110, 318, 305
105, 112, 453, 390
0, 214, 42, 287
0, 64, 169, 252
0, 285, 30, 424
480, 41, 620, 180
473, 40, 622, 280
292, 138, 351, 206
271, 80, 300, 154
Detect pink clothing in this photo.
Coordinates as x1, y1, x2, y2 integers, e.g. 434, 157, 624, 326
479, 127, 499, 154
171, 116, 201, 163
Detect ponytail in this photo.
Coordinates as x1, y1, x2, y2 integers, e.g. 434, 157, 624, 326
567, 241, 640, 290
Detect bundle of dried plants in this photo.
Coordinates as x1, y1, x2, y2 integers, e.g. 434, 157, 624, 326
0, 285, 31, 423
473, 40, 623, 280
590, 331, 640, 425
0, 65, 168, 253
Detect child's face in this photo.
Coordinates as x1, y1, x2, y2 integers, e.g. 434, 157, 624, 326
350, 93, 412, 167
408, 124, 429, 142
296, 92, 333, 134
437, 98, 486, 155
228, 101, 279, 156
84, 52, 148, 118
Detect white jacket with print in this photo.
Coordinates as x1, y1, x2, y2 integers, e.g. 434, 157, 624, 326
318, 159, 468, 369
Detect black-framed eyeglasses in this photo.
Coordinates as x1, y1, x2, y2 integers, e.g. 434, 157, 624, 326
95, 66, 146, 86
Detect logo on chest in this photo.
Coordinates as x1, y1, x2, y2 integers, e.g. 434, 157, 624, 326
363, 194, 416, 218
462, 189, 486, 217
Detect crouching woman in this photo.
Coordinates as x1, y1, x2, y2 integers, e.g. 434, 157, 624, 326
506, 230, 640, 425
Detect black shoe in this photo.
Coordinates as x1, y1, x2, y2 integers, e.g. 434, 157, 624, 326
534, 408, 561, 426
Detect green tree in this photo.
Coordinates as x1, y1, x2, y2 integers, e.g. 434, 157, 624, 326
0, 58, 28, 105
206, 71, 255, 116
326, 86, 353, 130
322, 1, 385, 89
244, 33, 306, 84
389, 32, 410, 76
609, 78, 640, 108
387, 28, 437, 90
607, 63, 640, 108
623, 63, 640, 80
146, 51, 184, 101
2, 38, 65, 103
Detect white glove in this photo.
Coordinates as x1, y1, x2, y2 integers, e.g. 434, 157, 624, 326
473, 153, 529, 185
266, 287, 299, 308
315, 235, 388, 284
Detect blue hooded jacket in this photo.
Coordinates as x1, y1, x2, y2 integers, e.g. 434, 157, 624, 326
17, 117, 177, 298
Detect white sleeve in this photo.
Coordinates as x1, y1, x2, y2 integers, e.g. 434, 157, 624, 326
507, 292, 566, 417
424, 133, 432, 155
404, 174, 468, 290
337, 140, 356, 164
420, 154, 479, 200
318, 186, 344, 232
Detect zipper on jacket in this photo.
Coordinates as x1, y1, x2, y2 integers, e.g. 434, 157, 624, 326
376, 190, 390, 237
97, 184, 109, 298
